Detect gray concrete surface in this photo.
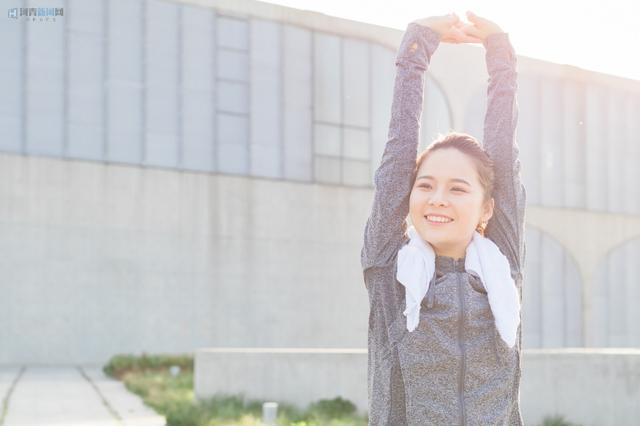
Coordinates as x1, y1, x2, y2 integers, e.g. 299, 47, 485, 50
195, 347, 640, 426
0, 365, 165, 426
195, 347, 369, 416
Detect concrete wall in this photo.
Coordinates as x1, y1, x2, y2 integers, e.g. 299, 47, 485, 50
0, 152, 371, 364
0, 0, 639, 365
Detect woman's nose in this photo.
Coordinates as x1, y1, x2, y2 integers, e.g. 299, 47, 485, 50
428, 191, 447, 206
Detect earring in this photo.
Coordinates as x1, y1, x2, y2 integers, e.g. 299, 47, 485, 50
476, 220, 488, 237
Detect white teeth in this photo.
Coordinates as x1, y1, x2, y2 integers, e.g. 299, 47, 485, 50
426, 215, 453, 223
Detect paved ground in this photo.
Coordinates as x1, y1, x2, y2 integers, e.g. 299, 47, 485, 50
0, 365, 166, 426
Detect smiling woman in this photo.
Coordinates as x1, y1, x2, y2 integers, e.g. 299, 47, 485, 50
360, 12, 527, 426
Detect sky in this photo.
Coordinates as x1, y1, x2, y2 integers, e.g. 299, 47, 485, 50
262, 0, 640, 82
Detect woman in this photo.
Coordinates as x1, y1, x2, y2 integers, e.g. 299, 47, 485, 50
360, 11, 526, 425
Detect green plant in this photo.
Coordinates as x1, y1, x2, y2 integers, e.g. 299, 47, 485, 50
307, 397, 357, 420
540, 414, 582, 426
104, 352, 193, 378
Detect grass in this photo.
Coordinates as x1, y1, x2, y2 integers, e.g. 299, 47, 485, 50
103, 353, 368, 426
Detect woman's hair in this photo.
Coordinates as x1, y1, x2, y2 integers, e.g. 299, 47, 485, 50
414, 131, 495, 203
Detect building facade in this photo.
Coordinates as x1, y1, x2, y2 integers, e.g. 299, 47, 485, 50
0, 0, 639, 365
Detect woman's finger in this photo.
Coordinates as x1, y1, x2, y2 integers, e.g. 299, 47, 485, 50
451, 29, 482, 43
441, 36, 459, 44
442, 28, 481, 44
466, 11, 483, 24
466, 11, 504, 34
458, 34, 483, 43
443, 35, 480, 44
460, 24, 482, 39
453, 20, 467, 30
447, 12, 460, 23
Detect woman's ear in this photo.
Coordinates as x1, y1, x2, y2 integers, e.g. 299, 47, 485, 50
482, 197, 495, 222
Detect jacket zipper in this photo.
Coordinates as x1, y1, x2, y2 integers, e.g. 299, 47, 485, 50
455, 260, 467, 426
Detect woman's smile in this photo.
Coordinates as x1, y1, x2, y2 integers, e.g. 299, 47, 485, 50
425, 214, 455, 225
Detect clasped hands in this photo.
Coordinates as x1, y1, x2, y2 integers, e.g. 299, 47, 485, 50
412, 11, 504, 44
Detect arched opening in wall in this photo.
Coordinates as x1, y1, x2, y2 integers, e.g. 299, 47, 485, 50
592, 237, 640, 348
523, 225, 583, 349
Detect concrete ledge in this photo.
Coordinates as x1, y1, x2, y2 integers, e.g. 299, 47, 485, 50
194, 348, 368, 415
196, 347, 640, 425
521, 348, 640, 426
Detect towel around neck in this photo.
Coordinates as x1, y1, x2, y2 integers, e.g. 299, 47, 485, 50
396, 225, 521, 348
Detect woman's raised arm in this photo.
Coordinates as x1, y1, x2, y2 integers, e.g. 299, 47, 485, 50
481, 29, 527, 276
360, 22, 441, 275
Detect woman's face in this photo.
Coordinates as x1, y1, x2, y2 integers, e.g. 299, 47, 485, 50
409, 148, 494, 259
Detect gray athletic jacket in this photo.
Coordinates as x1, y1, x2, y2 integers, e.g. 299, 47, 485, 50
360, 22, 527, 425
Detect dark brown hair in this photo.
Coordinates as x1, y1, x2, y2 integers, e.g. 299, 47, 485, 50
414, 131, 495, 203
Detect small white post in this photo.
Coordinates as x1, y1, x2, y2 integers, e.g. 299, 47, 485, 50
262, 401, 278, 425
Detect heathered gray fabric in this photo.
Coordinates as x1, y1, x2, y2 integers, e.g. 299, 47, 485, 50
360, 23, 527, 426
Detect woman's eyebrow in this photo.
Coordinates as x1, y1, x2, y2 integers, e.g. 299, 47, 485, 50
416, 175, 471, 186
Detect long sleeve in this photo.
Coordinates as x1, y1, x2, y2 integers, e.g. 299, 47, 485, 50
360, 23, 440, 277
481, 32, 527, 277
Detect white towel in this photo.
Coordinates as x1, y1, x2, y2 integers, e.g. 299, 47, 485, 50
396, 225, 521, 348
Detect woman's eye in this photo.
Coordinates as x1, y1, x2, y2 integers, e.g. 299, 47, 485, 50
418, 184, 465, 192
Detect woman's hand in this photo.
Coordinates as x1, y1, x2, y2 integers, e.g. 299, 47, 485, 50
459, 11, 505, 41
411, 14, 482, 44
